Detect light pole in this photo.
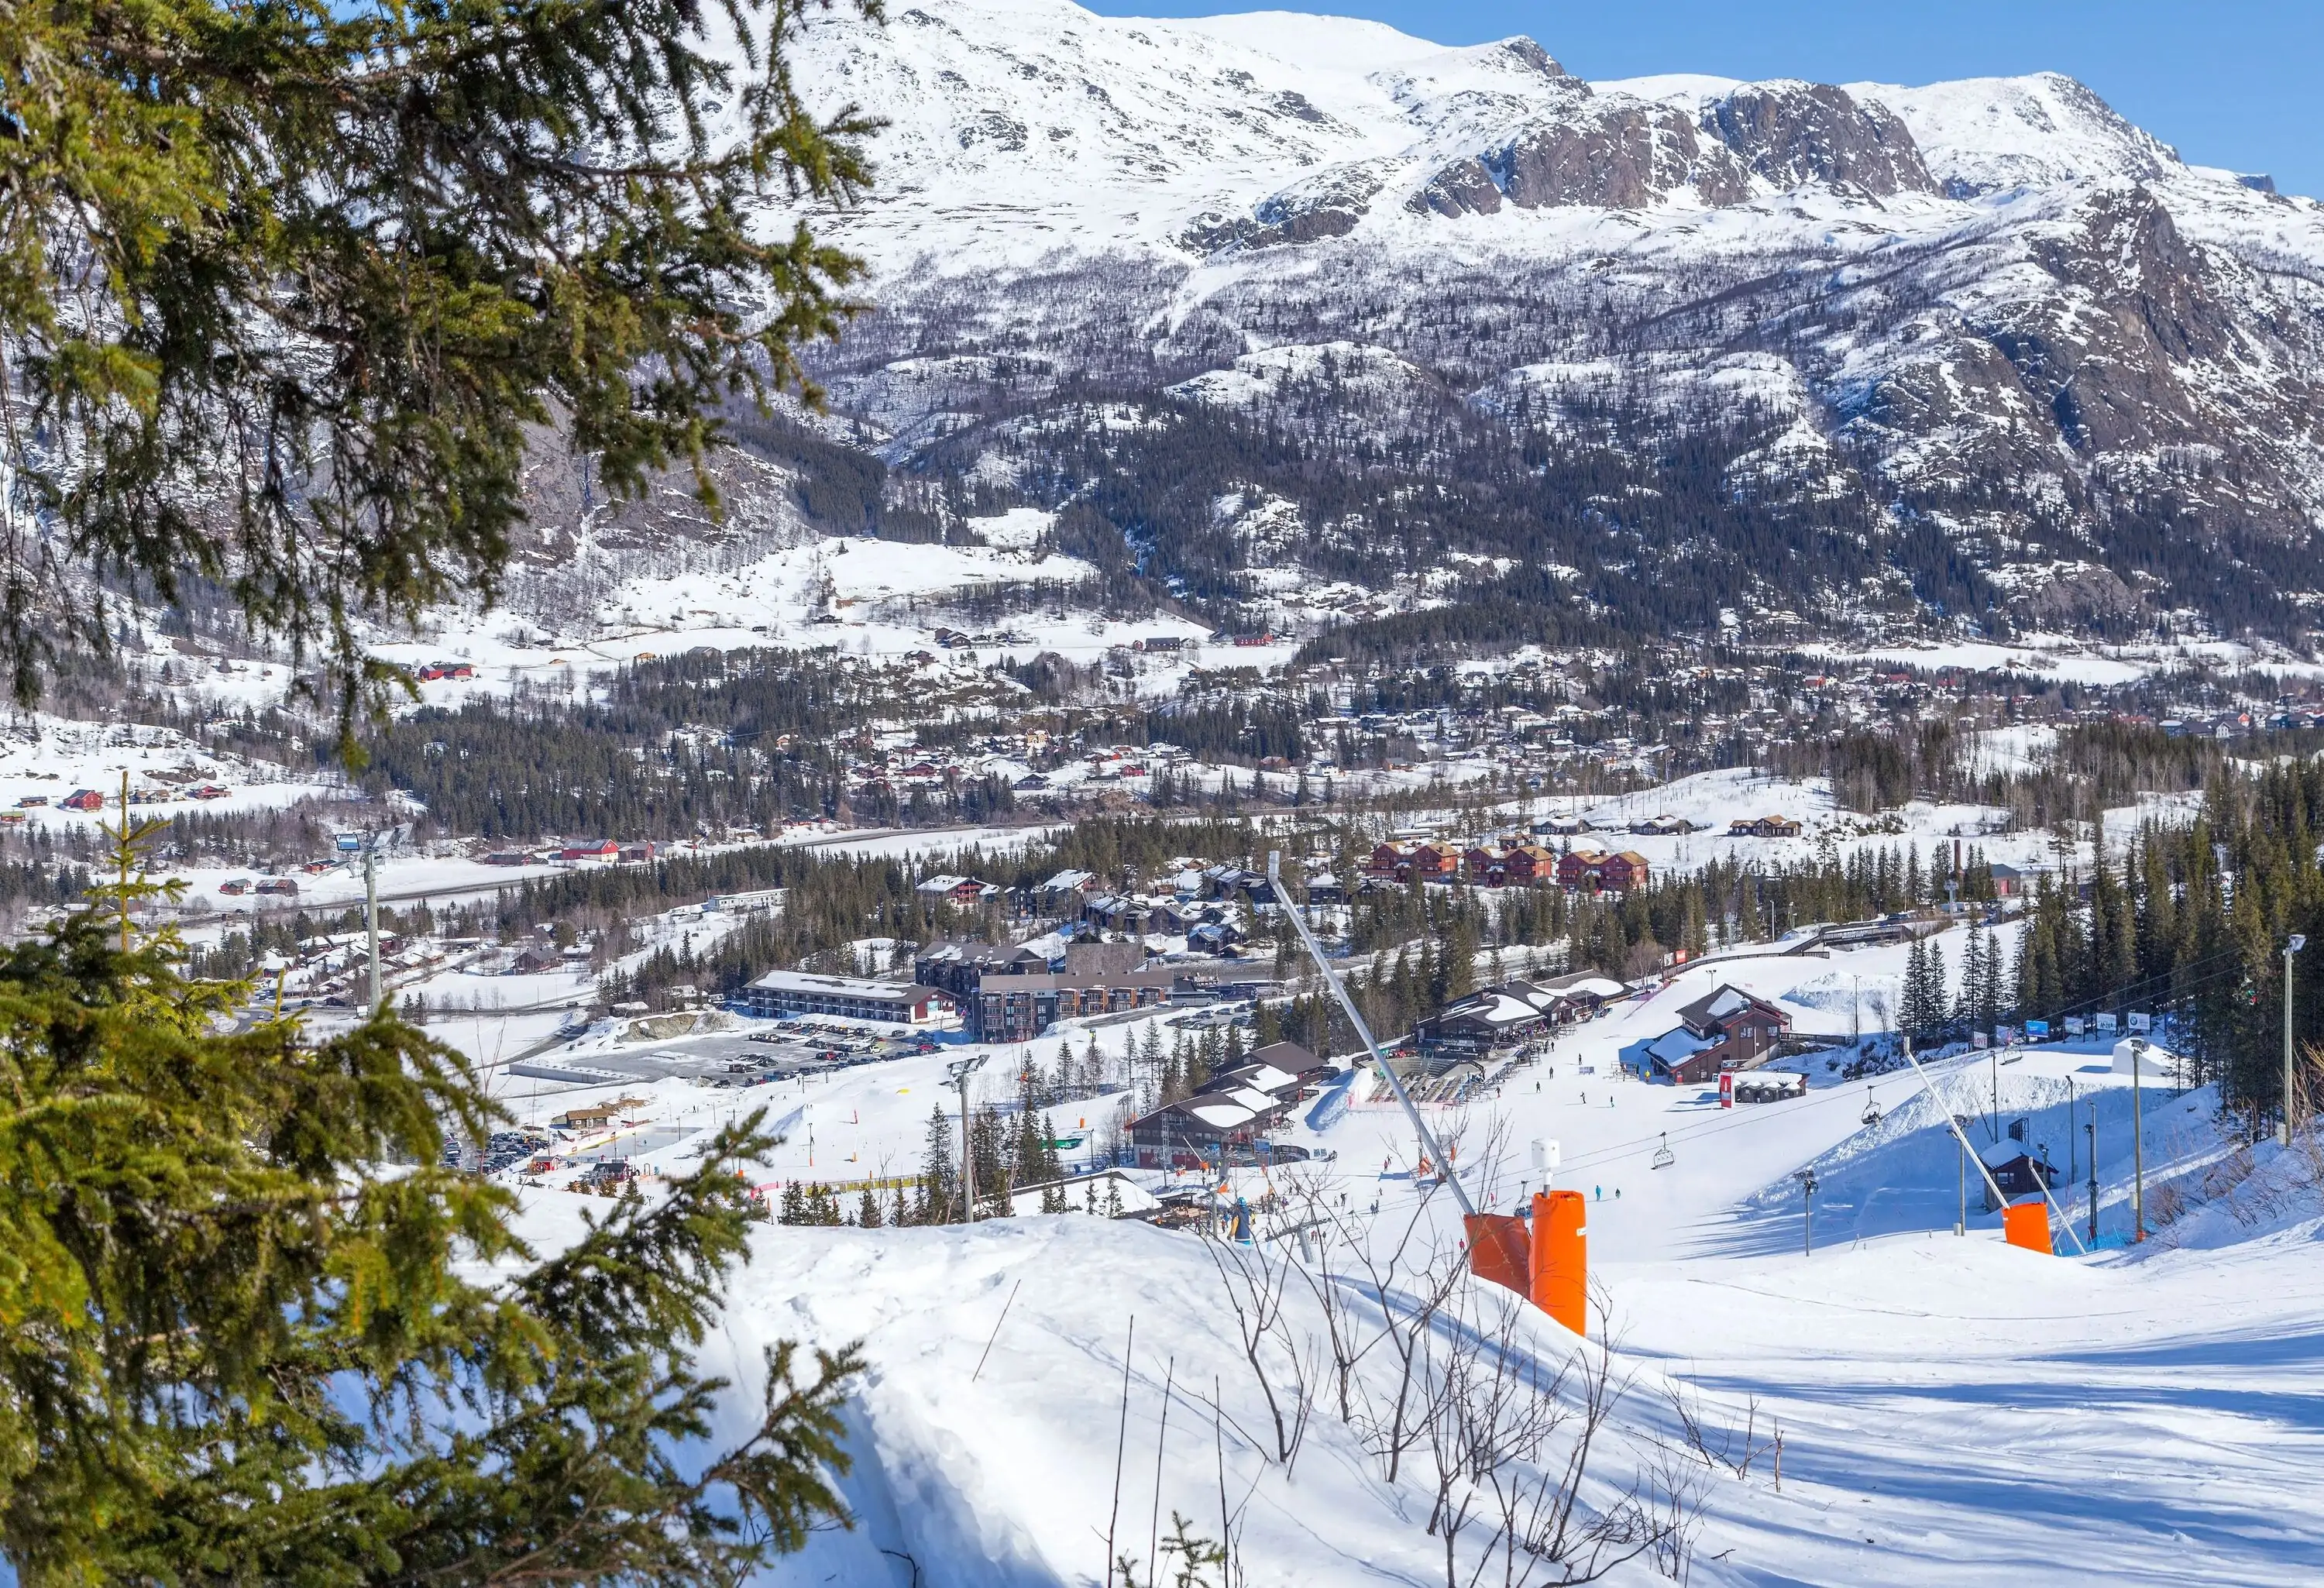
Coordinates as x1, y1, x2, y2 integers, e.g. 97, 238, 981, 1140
364, 837, 382, 1015
947, 1054, 990, 1222
1796, 1167, 1819, 1256
2085, 1103, 2099, 1246
1955, 1132, 1965, 1236
2284, 934, 2307, 1148
2130, 1036, 2146, 1241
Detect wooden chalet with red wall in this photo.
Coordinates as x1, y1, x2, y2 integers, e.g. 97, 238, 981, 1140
1556, 848, 1607, 889
1367, 841, 1416, 878
1405, 843, 1461, 882
1598, 851, 1651, 891
1501, 844, 1558, 885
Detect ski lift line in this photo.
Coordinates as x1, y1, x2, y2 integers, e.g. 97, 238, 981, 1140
1553, 1053, 1985, 1174
1267, 851, 1478, 1222
1988, 944, 2246, 1030
1901, 1037, 2090, 1256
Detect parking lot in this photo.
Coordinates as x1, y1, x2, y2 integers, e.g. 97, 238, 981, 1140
507, 1016, 944, 1088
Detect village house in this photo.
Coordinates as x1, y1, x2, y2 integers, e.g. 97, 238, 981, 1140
1128, 1050, 1329, 1170
1637, 984, 1794, 1084
915, 875, 998, 907
1557, 848, 1609, 889
1597, 851, 1651, 891
1497, 844, 1553, 885
1463, 845, 1508, 885
1728, 815, 1804, 838
549, 1096, 650, 1133
1366, 840, 1417, 878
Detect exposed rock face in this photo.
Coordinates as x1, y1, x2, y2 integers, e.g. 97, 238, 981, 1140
1705, 83, 1937, 195
579, 2, 2324, 642
1481, 98, 1751, 211
1497, 36, 1567, 78
1185, 167, 1387, 253
1411, 157, 1502, 218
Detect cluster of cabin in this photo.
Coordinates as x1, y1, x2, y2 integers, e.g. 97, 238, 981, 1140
1126, 1041, 1334, 1169
1365, 837, 1653, 893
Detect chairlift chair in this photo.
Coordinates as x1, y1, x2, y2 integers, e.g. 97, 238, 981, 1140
1861, 1086, 1883, 1127
1650, 1131, 1675, 1170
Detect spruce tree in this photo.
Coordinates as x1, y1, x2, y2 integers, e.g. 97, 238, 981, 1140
1903, 937, 1930, 1037
0, 847, 859, 1579
1957, 926, 1985, 1032
1, 0, 875, 732
970, 1105, 1008, 1217
918, 1102, 961, 1224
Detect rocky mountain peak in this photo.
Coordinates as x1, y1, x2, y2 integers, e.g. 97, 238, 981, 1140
1703, 81, 1937, 196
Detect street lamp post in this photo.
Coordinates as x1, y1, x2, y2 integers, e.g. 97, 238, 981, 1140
1796, 1167, 1819, 1256
2284, 935, 2307, 1148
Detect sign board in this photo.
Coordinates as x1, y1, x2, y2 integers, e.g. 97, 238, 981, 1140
336, 833, 363, 853
1996, 1025, 2018, 1046
2127, 1011, 2152, 1033
1718, 1072, 1734, 1109
2063, 1016, 2086, 1036
2095, 1012, 2118, 1034
2024, 1019, 2050, 1040
1972, 1031, 1989, 1050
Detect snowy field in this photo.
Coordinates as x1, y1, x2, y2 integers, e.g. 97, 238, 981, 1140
0, 714, 336, 826
472, 920, 2324, 1585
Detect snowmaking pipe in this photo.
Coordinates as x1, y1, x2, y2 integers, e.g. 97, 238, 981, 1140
1267, 851, 1478, 1221
1900, 1037, 2089, 1256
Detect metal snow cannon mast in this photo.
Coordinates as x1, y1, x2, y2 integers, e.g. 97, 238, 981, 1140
1267, 851, 1587, 1334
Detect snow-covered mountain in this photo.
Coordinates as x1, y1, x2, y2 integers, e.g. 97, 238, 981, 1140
579, 0, 2324, 648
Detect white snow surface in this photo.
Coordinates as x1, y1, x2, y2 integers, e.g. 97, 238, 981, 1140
487, 928, 2324, 1584
781, 0, 2321, 284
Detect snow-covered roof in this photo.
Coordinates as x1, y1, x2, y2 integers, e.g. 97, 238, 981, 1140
1978, 1135, 2051, 1169
1646, 1026, 1715, 1067
1185, 1101, 1256, 1130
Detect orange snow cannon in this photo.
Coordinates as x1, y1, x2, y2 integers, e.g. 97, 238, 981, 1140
1463, 1213, 1532, 1294
2003, 1201, 2053, 1254
1531, 1190, 1588, 1335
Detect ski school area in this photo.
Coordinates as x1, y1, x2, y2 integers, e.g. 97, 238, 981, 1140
477, 930, 2324, 1586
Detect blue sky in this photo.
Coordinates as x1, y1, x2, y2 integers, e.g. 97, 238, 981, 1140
1082, 1, 2324, 198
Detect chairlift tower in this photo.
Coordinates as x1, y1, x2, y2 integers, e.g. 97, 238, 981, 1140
947, 1054, 991, 1222
339, 823, 407, 1016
